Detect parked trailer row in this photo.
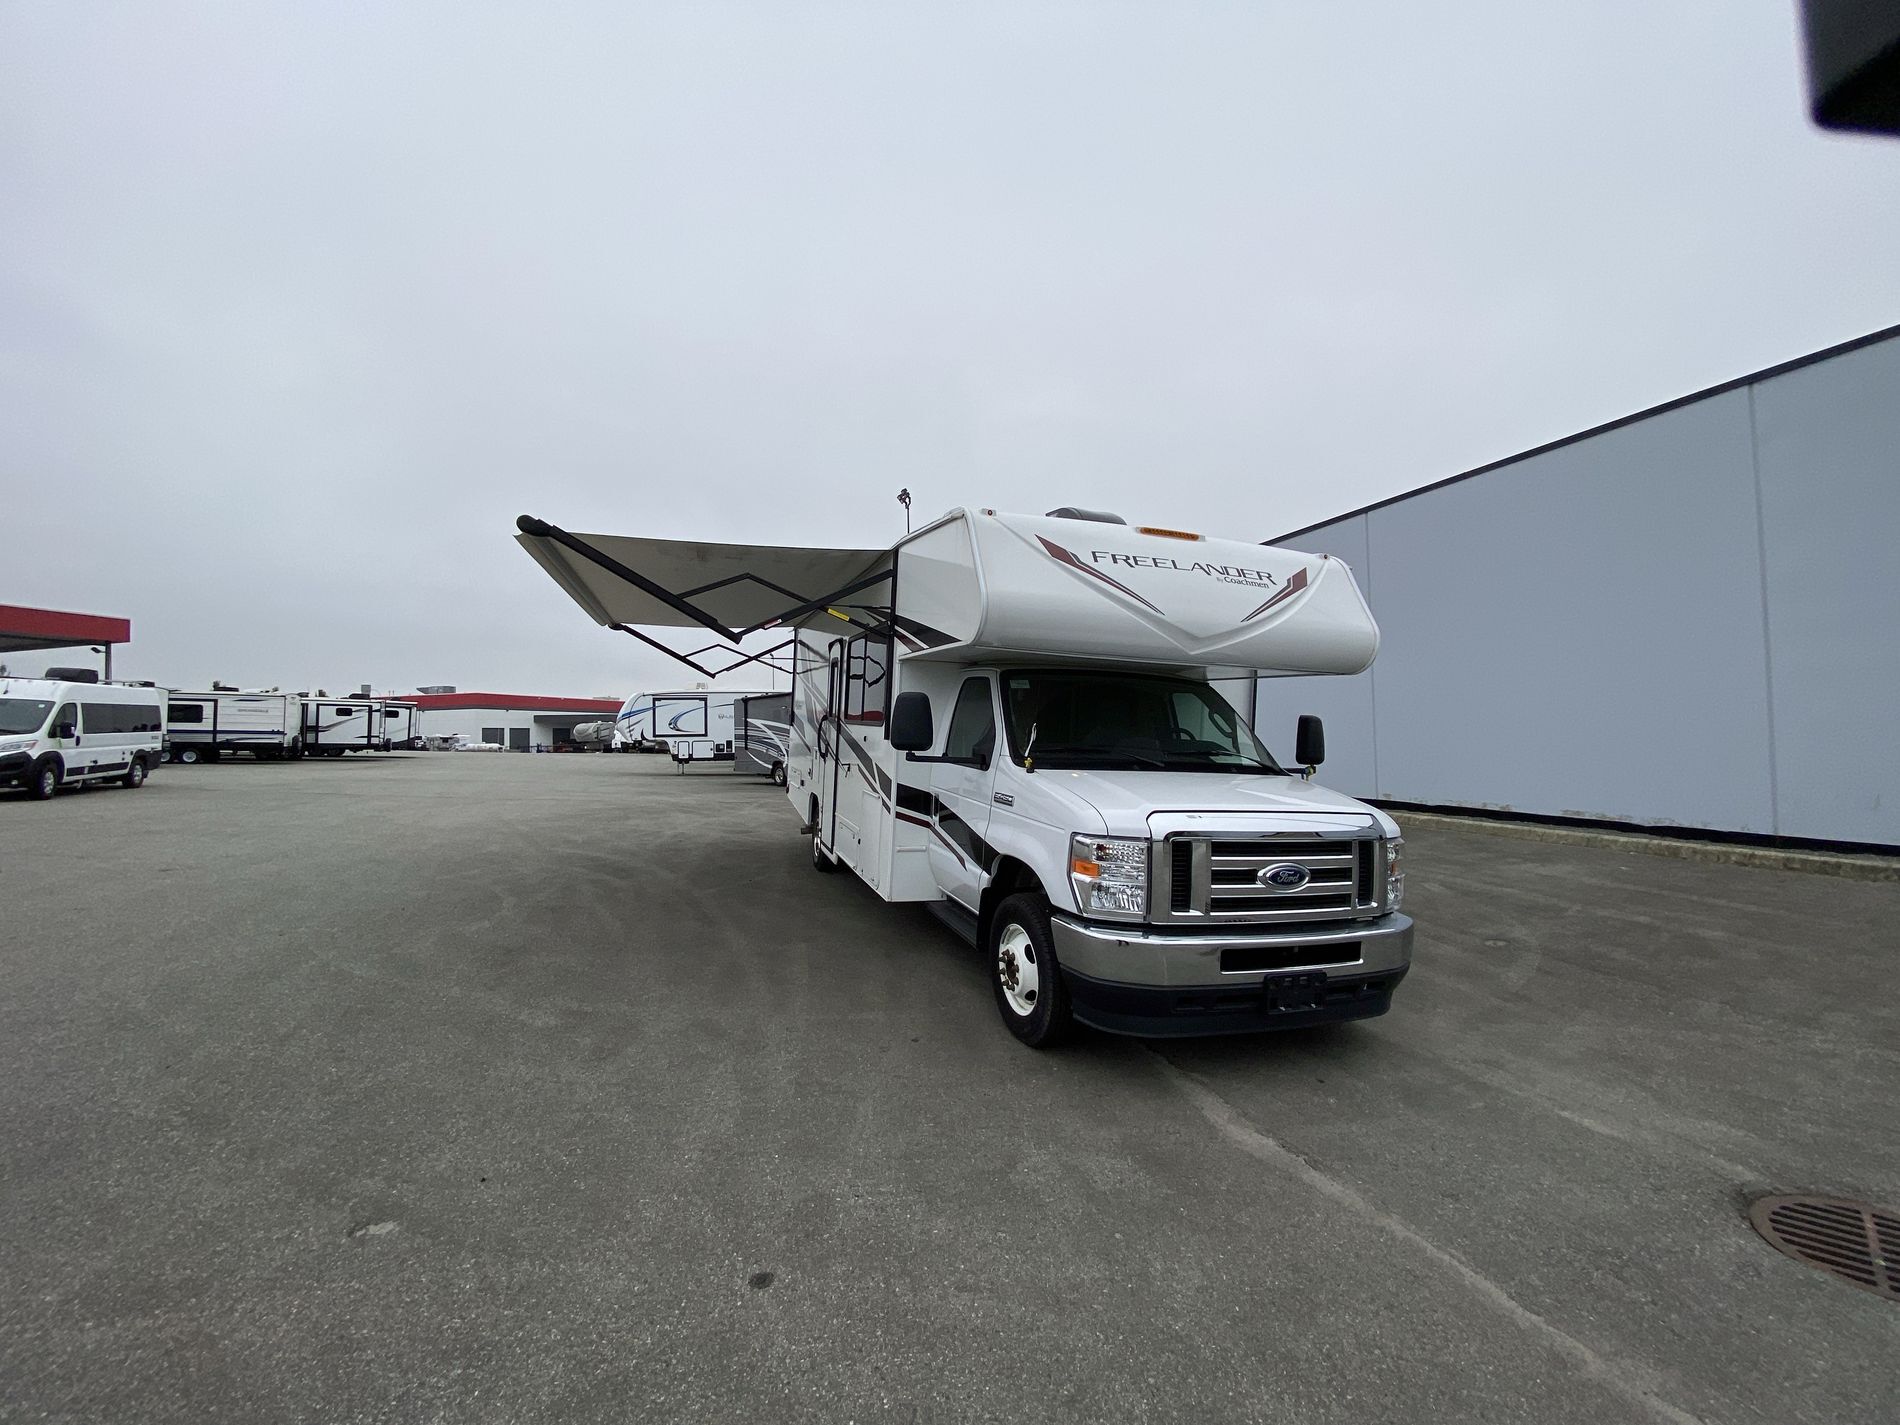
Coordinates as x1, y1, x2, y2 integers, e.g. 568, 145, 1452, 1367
165, 691, 420, 763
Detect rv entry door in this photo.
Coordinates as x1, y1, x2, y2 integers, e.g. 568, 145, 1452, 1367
928, 676, 999, 910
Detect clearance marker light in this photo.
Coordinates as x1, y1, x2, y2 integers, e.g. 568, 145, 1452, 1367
1137, 525, 1204, 541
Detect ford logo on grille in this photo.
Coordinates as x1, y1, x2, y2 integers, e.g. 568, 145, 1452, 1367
1259, 863, 1311, 891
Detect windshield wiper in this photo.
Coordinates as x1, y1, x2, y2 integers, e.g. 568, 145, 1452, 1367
1031, 745, 1172, 770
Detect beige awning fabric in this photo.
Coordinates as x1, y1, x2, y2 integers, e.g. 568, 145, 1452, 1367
515, 517, 888, 633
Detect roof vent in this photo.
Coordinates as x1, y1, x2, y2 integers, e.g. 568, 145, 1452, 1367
1044, 507, 1127, 525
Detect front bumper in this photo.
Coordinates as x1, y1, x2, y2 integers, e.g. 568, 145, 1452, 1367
1049, 912, 1413, 1038
0, 750, 33, 784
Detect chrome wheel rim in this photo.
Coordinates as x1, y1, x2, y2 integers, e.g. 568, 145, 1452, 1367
996, 923, 1040, 1017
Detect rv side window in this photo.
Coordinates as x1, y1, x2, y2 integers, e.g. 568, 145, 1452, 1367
333, 706, 355, 716
843, 635, 891, 724
944, 678, 996, 765
169, 703, 205, 724
51, 703, 78, 735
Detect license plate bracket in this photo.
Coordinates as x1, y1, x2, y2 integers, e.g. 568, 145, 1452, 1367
1263, 971, 1327, 1013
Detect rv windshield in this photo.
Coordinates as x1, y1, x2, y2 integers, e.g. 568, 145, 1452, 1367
0, 698, 54, 734
1000, 671, 1285, 774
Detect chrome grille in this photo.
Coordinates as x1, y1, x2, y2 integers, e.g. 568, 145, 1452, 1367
1152, 830, 1384, 925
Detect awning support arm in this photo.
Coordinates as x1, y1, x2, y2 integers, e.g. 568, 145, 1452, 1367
737, 568, 893, 636
609, 625, 796, 679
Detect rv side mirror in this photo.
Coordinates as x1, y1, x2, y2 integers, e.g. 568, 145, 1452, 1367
889, 692, 934, 752
1295, 714, 1325, 769
52, 721, 77, 740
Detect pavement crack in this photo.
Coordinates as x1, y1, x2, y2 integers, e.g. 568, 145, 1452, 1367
1147, 1050, 1712, 1425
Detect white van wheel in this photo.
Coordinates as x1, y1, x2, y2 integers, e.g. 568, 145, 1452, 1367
28, 758, 60, 800
121, 760, 146, 789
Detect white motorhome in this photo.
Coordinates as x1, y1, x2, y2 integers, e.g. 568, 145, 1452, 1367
613, 687, 774, 760
517, 507, 1411, 1046
166, 690, 305, 762
1, 676, 165, 799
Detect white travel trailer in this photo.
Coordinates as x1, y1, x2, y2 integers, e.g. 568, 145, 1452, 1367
0, 676, 165, 799
614, 687, 774, 760
301, 698, 393, 755
516, 507, 1411, 1047
165, 690, 305, 762
382, 700, 421, 750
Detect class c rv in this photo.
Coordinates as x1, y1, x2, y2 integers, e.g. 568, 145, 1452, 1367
515, 506, 1411, 1047
1, 676, 165, 800
614, 687, 774, 760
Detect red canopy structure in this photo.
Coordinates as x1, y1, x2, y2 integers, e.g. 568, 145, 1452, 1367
0, 604, 132, 679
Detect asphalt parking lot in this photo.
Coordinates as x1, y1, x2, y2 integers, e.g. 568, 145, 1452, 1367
2, 753, 1896, 1424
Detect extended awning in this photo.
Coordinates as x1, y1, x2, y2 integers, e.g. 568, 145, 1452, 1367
514, 515, 892, 677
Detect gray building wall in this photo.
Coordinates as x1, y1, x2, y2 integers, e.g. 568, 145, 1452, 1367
1255, 326, 1900, 848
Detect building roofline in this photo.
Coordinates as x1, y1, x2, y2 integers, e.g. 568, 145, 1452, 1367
1273, 320, 1900, 543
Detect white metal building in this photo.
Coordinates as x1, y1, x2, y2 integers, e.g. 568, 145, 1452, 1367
409, 692, 623, 751
1254, 323, 1900, 852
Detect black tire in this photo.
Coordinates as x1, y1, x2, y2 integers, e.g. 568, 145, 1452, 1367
988, 892, 1074, 1048
120, 759, 146, 789
810, 797, 835, 873
27, 758, 60, 800
177, 747, 200, 765
771, 762, 787, 787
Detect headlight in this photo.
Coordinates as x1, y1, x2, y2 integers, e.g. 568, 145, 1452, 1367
1070, 834, 1148, 921
1384, 836, 1405, 913
0, 737, 36, 754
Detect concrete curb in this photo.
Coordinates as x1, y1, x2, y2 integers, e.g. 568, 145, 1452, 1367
1394, 811, 1900, 883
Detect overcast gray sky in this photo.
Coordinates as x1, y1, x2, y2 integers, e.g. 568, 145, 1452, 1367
3, 2, 1897, 697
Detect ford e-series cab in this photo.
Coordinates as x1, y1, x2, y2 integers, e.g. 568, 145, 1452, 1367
514, 505, 1412, 1047
0, 677, 165, 799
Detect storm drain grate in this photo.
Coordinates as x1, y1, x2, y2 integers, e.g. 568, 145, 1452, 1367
1748, 1194, 1900, 1301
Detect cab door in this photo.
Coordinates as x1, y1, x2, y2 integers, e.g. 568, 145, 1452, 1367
47, 701, 81, 777
928, 675, 1000, 910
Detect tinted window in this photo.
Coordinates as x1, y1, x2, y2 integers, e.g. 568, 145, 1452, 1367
944, 678, 996, 763
81, 702, 159, 734
51, 703, 77, 735
168, 702, 205, 724
333, 706, 357, 717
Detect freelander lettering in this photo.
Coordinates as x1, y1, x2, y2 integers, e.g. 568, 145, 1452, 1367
1090, 549, 1279, 591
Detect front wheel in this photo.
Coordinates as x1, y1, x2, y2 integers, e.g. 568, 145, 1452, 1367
989, 892, 1073, 1048
27, 758, 60, 800
120, 759, 146, 789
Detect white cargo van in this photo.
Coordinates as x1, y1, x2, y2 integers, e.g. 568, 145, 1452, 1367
516, 507, 1411, 1046
1, 677, 165, 799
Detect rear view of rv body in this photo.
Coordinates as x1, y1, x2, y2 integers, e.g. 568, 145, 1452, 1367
516, 506, 1411, 1046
